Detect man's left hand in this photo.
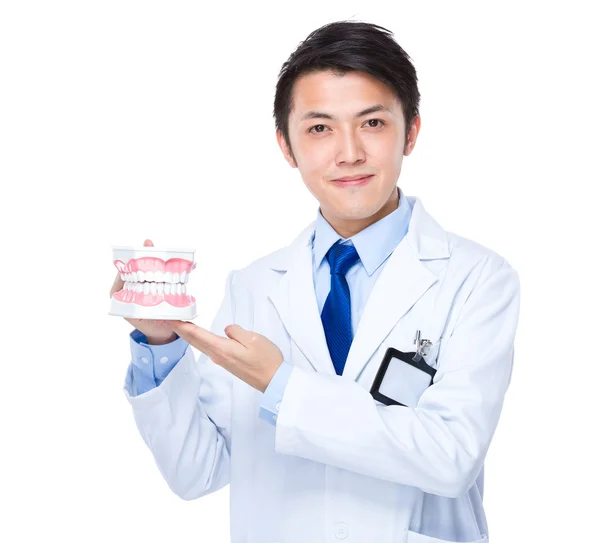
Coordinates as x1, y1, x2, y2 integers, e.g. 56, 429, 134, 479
166, 321, 284, 393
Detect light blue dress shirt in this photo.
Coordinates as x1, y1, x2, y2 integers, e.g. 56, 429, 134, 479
127, 187, 413, 427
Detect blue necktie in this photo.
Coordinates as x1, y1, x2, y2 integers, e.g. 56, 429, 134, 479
321, 241, 360, 376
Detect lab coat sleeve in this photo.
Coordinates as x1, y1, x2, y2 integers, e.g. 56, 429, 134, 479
123, 270, 237, 501
274, 260, 520, 499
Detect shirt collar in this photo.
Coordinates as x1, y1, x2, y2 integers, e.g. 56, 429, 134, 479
313, 186, 413, 276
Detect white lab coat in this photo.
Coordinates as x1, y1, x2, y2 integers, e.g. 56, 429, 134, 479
123, 195, 520, 543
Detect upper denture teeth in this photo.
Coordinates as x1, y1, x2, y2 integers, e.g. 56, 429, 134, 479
145, 271, 154, 282
181, 271, 187, 283
137, 271, 145, 282
165, 272, 173, 283
173, 272, 180, 283
155, 271, 164, 282
120, 274, 126, 281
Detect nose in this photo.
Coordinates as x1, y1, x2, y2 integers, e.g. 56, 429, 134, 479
335, 129, 366, 166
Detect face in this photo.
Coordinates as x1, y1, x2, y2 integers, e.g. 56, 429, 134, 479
277, 69, 421, 238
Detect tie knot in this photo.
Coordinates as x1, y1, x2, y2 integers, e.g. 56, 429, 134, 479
326, 241, 360, 276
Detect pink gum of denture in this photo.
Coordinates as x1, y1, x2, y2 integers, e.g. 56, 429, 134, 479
113, 257, 196, 274
112, 287, 195, 308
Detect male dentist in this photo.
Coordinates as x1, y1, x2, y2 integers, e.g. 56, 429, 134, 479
110, 20, 520, 543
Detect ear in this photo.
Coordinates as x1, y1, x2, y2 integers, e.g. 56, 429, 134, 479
404, 115, 422, 156
276, 130, 298, 168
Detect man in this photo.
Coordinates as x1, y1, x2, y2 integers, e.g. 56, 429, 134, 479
110, 20, 520, 543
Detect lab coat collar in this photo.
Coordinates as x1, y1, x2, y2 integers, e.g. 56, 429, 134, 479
313, 186, 413, 277
266, 195, 450, 380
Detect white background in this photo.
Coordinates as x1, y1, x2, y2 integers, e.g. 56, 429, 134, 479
1, 1, 598, 542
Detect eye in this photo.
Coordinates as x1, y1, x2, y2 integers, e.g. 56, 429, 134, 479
307, 119, 386, 134
366, 119, 385, 128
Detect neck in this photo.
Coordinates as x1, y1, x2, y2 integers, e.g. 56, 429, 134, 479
324, 187, 400, 239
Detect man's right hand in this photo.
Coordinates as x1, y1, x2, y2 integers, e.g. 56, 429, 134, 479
109, 239, 178, 345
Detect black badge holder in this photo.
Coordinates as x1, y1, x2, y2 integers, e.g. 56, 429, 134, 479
369, 346, 437, 407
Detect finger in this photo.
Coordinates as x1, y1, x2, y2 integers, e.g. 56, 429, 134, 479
110, 239, 153, 298
110, 271, 124, 298
168, 320, 228, 353
224, 324, 253, 347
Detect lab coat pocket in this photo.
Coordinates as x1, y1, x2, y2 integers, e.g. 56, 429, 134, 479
406, 529, 488, 543
375, 339, 441, 408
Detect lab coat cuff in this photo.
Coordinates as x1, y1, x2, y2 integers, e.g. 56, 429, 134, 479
123, 343, 196, 410
274, 365, 314, 451
123, 362, 167, 407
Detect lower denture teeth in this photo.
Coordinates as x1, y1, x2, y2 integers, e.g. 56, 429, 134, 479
165, 283, 171, 295
136, 283, 143, 293
150, 282, 157, 295
176, 283, 182, 295
158, 283, 164, 295
143, 283, 150, 295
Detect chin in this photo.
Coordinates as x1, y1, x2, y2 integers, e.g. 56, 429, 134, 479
327, 200, 380, 220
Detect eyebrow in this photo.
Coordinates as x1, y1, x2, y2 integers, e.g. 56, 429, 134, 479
300, 104, 392, 122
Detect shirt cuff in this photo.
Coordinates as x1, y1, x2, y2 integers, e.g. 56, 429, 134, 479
259, 360, 294, 426
130, 329, 189, 390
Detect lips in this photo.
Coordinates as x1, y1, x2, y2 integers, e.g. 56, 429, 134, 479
331, 174, 374, 187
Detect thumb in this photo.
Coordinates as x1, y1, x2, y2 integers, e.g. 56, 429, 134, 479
143, 239, 154, 246
224, 324, 252, 345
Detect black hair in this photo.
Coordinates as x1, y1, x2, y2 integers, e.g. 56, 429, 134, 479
273, 20, 421, 163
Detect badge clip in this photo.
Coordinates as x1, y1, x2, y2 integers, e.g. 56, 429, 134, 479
412, 330, 432, 362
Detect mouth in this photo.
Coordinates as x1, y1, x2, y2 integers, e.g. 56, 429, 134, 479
331, 174, 374, 187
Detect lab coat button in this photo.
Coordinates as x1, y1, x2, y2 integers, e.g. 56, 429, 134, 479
334, 523, 349, 539
276, 402, 281, 412
159, 356, 169, 364
140, 357, 149, 364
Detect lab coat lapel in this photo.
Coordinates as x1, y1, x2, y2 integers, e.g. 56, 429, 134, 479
342, 237, 436, 382
267, 196, 450, 380
267, 224, 336, 374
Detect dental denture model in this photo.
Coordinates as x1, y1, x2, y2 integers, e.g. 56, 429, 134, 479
109, 245, 198, 320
